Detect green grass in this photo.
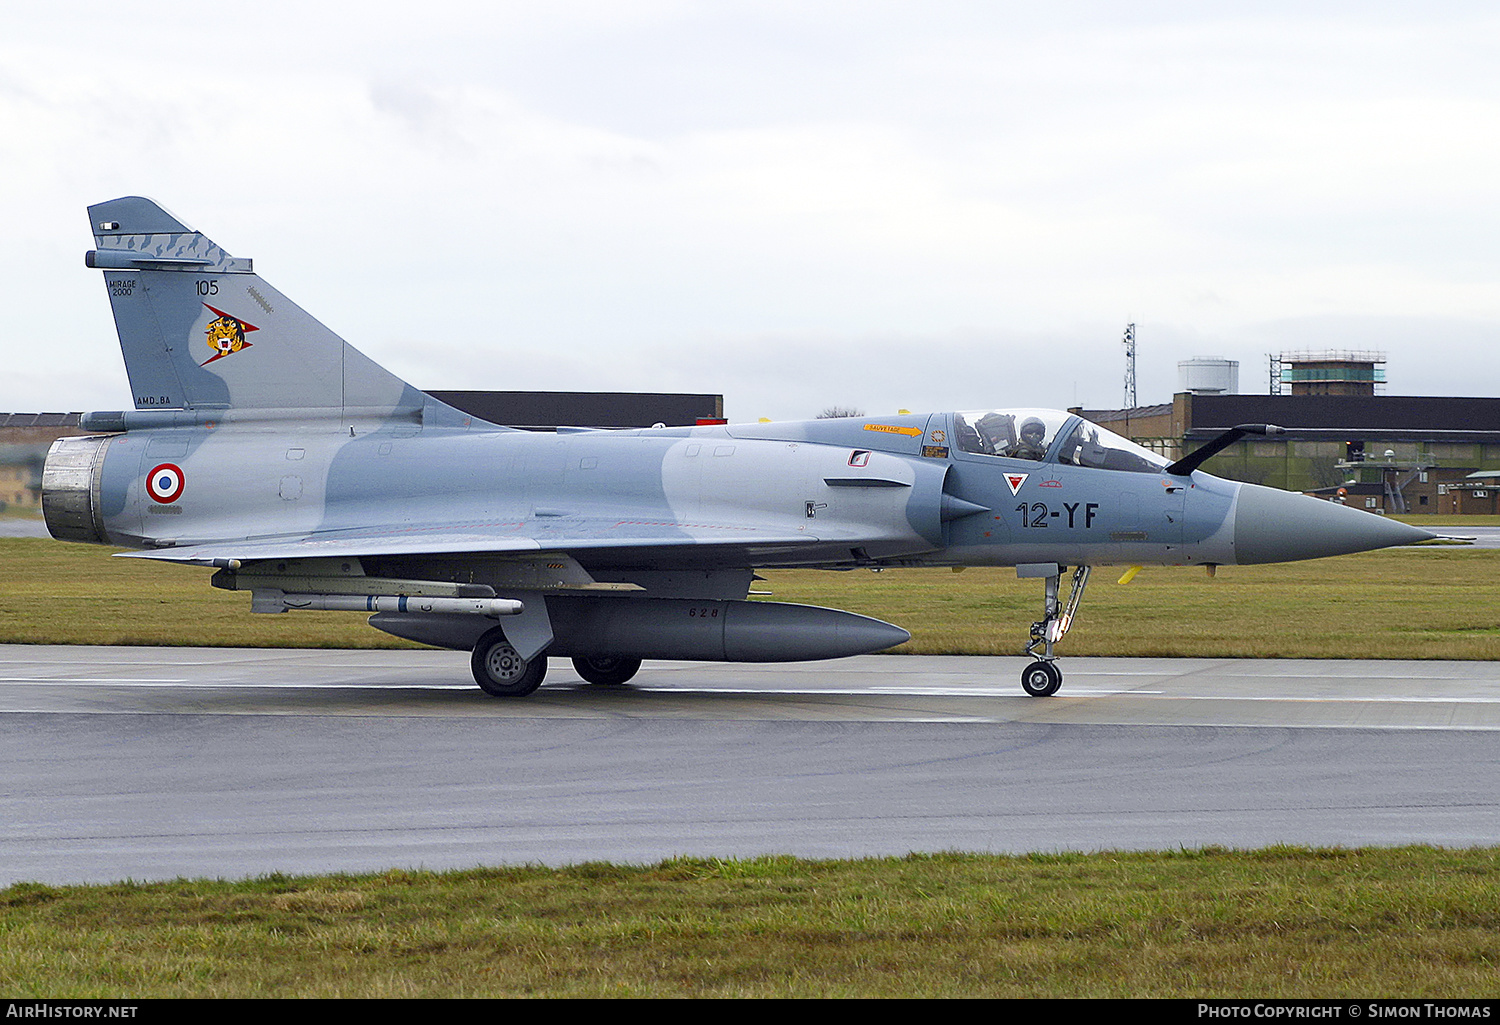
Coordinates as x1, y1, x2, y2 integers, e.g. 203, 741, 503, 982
0, 537, 418, 648
763, 548, 1500, 659
3, 848, 1499, 998
1396, 514, 1500, 527
1, 536, 1492, 658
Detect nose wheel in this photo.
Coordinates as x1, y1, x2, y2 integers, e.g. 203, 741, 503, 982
1021, 660, 1062, 697
1018, 564, 1091, 697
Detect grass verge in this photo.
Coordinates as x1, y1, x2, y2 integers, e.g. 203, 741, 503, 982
0, 537, 1493, 658
3, 848, 1498, 998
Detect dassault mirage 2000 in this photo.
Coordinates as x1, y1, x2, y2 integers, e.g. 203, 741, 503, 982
41, 197, 1433, 697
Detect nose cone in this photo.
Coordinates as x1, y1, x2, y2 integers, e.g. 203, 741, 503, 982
1233, 483, 1436, 564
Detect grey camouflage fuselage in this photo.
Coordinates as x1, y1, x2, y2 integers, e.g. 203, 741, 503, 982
41, 197, 1433, 696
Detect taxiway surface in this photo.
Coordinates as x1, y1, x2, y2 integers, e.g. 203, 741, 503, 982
2, 646, 1499, 885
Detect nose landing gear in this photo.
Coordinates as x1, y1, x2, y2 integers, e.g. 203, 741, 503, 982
1018, 564, 1090, 697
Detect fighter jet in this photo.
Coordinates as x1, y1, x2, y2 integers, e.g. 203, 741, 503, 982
41, 197, 1433, 697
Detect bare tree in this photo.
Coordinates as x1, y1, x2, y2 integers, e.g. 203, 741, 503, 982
817, 406, 865, 419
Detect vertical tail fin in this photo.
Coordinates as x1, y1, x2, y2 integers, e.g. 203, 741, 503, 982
86, 197, 447, 421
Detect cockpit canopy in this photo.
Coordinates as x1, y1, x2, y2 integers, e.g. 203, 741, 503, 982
952, 409, 1170, 474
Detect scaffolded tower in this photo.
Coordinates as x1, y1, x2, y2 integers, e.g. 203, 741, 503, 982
1269, 351, 1386, 397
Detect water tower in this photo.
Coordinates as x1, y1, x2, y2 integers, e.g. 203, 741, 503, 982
1178, 358, 1239, 395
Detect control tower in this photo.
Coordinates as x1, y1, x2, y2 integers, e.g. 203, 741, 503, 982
1272, 351, 1386, 396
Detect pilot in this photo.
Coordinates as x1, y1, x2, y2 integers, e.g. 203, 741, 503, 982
1010, 417, 1049, 461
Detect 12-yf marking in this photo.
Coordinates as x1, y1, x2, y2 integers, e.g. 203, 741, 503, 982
1015, 502, 1099, 528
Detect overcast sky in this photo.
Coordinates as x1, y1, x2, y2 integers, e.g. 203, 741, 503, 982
3, 1, 1498, 421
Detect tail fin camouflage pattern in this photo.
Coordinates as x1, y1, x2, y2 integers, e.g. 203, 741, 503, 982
85, 196, 472, 424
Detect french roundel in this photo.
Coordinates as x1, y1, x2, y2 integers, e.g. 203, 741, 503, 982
146, 463, 185, 504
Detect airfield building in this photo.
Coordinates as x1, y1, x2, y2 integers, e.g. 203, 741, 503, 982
1074, 392, 1500, 513
1272, 350, 1387, 397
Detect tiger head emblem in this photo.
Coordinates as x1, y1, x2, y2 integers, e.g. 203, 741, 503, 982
206, 316, 245, 355
200, 304, 258, 366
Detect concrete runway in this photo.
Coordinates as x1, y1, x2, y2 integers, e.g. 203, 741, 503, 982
1426, 525, 1500, 548
3, 645, 1500, 885
0, 517, 51, 538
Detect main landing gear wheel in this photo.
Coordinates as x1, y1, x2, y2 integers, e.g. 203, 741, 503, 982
571, 656, 642, 686
1020, 660, 1062, 698
471, 627, 547, 697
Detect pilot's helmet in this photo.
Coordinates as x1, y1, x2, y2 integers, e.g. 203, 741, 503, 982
1019, 418, 1046, 447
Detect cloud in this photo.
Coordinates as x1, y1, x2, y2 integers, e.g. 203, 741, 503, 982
3, 3, 1500, 418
